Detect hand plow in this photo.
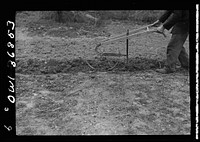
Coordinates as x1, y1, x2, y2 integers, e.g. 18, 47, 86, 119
85, 23, 166, 71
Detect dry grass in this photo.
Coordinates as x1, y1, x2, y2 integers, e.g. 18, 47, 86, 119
32, 10, 164, 24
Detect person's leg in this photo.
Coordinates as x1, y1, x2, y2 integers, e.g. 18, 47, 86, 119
166, 33, 188, 68
156, 33, 188, 73
178, 46, 189, 69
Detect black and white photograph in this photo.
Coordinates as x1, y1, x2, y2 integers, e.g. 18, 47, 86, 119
13, 10, 192, 136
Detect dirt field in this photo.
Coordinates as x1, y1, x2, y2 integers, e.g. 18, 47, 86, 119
16, 11, 190, 135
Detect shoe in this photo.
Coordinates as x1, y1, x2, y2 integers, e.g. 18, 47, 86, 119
181, 66, 189, 70
155, 67, 176, 74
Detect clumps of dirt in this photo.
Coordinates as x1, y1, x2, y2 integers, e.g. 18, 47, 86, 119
16, 58, 70, 74
46, 27, 78, 38
34, 97, 65, 120
16, 57, 165, 75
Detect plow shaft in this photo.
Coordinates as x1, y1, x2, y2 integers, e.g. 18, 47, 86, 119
99, 28, 157, 45
100, 23, 155, 43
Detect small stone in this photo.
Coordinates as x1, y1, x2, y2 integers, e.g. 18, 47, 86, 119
90, 76, 95, 79
33, 93, 38, 96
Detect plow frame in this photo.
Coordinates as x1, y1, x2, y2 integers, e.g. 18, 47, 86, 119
85, 23, 165, 71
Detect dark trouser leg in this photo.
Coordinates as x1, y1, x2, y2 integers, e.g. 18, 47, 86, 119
178, 46, 189, 68
166, 33, 188, 69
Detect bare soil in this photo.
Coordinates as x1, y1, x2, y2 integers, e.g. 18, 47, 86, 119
16, 11, 190, 135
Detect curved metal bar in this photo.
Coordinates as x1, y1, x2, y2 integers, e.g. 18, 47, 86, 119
84, 59, 96, 70
107, 61, 119, 71
84, 58, 119, 71
95, 43, 102, 55
93, 43, 120, 71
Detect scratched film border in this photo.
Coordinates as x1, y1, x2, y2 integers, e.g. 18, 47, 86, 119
1, 10, 16, 137
196, 4, 199, 140
0, 3, 198, 142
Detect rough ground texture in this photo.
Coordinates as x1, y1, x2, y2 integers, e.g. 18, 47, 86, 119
16, 11, 190, 135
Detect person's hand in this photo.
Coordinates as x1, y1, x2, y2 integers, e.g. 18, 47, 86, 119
156, 25, 166, 37
157, 25, 165, 33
